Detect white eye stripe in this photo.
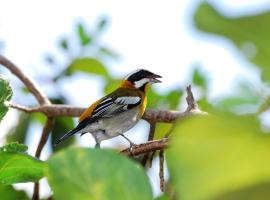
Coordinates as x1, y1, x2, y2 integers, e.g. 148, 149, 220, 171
134, 78, 149, 88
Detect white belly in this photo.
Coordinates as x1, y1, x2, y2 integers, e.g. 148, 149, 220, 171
81, 107, 140, 143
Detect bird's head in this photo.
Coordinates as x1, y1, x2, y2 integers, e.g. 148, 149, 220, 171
121, 69, 162, 91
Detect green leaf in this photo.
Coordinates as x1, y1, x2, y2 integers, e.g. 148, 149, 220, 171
67, 58, 109, 78
167, 113, 270, 200
59, 38, 69, 50
47, 148, 153, 200
0, 147, 45, 184
51, 117, 75, 152
97, 17, 108, 32
0, 75, 12, 121
194, 2, 270, 82
7, 113, 31, 143
191, 67, 207, 89
77, 23, 92, 46
0, 185, 29, 200
0, 142, 27, 153
258, 96, 270, 113
214, 182, 270, 200
154, 194, 169, 200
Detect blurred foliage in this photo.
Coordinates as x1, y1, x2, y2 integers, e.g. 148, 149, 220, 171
0, 143, 45, 184
168, 113, 270, 200
0, 142, 27, 153
0, 75, 12, 121
0, 185, 28, 200
6, 113, 31, 143
47, 148, 153, 200
215, 80, 261, 113
1, 2, 270, 199
194, 2, 270, 82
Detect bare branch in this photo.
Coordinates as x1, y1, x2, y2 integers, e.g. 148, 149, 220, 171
121, 138, 169, 157
35, 117, 55, 158
159, 150, 165, 192
141, 122, 156, 167
10, 103, 205, 122
186, 84, 198, 112
0, 55, 50, 105
32, 183, 39, 200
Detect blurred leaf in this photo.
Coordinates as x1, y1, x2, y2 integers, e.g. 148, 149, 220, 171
0, 75, 12, 121
167, 113, 270, 200
47, 148, 153, 200
214, 182, 270, 200
103, 78, 121, 94
51, 117, 75, 152
97, 17, 108, 32
154, 194, 169, 200
0, 142, 27, 153
0, 148, 45, 184
31, 112, 46, 124
67, 58, 109, 78
258, 96, 270, 113
154, 123, 172, 140
216, 81, 260, 112
166, 89, 182, 109
0, 185, 29, 200
99, 47, 119, 59
44, 54, 56, 65
194, 2, 270, 82
7, 113, 31, 143
192, 67, 207, 89
59, 38, 69, 50
77, 23, 92, 46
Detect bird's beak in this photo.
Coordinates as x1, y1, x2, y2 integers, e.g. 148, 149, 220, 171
148, 74, 162, 83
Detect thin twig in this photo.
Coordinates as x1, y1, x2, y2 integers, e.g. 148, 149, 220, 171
35, 117, 55, 158
32, 182, 39, 200
0, 54, 50, 105
121, 138, 169, 157
32, 117, 54, 200
141, 122, 156, 167
159, 150, 165, 192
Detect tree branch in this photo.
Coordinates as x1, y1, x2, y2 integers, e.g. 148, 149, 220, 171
0, 55, 50, 105
9, 103, 205, 123
35, 117, 55, 158
121, 138, 169, 157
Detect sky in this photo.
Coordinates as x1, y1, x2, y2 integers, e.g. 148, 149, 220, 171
0, 0, 270, 198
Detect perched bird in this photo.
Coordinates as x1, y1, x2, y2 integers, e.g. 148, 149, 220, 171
55, 69, 162, 148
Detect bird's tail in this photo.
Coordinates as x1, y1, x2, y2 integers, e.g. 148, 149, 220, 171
54, 125, 82, 146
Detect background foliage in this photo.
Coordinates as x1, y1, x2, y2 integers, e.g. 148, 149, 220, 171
1, 1, 270, 200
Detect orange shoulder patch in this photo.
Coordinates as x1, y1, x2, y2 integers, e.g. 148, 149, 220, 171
79, 98, 103, 122
120, 80, 136, 89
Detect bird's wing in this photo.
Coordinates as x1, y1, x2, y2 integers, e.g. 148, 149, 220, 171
91, 95, 141, 118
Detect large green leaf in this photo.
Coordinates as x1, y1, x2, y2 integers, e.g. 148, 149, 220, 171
167, 113, 270, 200
0, 143, 45, 184
67, 58, 109, 78
47, 148, 153, 200
0, 185, 28, 200
194, 2, 270, 82
0, 75, 12, 121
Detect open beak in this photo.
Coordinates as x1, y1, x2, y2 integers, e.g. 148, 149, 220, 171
148, 74, 162, 83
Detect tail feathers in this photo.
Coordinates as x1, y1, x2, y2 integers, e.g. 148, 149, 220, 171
54, 126, 82, 146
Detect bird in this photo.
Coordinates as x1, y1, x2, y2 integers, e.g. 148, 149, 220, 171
55, 69, 162, 148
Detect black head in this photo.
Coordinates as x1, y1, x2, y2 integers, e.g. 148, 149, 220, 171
125, 69, 162, 89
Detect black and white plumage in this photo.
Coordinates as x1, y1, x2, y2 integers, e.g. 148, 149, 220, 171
55, 69, 162, 148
